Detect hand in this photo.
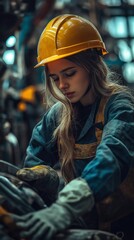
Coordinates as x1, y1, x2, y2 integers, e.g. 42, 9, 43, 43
11, 178, 94, 240
12, 203, 71, 240
16, 165, 60, 205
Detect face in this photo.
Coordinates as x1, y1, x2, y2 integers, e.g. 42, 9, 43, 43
47, 58, 95, 105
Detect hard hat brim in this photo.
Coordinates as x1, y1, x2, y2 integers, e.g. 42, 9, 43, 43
34, 46, 108, 68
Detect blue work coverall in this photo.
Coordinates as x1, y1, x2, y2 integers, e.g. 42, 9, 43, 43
24, 92, 134, 202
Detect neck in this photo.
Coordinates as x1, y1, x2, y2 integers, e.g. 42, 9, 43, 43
80, 88, 96, 106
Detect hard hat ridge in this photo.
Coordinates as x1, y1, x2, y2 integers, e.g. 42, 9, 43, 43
35, 14, 108, 68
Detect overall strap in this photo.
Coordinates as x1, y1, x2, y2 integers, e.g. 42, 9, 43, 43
95, 96, 109, 143
74, 96, 109, 159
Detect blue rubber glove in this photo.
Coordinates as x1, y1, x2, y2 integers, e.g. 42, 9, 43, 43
12, 178, 94, 240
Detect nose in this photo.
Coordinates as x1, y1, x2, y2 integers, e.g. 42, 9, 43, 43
58, 78, 69, 91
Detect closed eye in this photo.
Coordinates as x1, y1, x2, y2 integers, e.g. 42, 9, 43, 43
49, 67, 77, 82
64, 70, 76, 78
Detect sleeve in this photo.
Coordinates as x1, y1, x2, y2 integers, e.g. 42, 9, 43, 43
81, 92, 134, 201
24, 105, 59, 168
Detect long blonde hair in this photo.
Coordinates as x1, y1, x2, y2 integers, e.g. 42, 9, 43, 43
44, 49, 129, 183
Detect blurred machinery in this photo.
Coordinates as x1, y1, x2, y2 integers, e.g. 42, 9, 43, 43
93, 0, 134, 86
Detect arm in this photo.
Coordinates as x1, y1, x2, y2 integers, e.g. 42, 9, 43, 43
17, 105, 60, 204
12, 178, 94, 240
24, 106, 59, 168
81, 92, 134, 201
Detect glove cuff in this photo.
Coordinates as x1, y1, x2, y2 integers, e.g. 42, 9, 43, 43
57, 178, 94, 217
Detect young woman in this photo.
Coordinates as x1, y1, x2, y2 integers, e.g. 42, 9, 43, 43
11, 14, 134, 240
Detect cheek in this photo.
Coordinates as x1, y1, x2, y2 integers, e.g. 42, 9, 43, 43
78, 75, 90, 89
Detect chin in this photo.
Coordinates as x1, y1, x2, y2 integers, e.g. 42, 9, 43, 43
70, 98, 79, 104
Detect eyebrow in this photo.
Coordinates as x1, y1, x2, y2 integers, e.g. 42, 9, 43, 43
49, 67, 76, 76
61, 67, 76, 73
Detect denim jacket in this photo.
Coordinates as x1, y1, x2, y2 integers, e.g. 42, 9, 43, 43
24, 92, 134, 201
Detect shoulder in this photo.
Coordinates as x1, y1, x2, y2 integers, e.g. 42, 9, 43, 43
32, 102, 62, 137
106, 90, 134, 110
42, 101, 62, 126
104, 90, 134, 122
47, 101, 62, 116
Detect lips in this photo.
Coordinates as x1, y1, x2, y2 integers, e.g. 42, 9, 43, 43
65, 92, 75, 99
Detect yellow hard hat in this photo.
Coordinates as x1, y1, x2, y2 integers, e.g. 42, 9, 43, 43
35, 14, 108, 68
